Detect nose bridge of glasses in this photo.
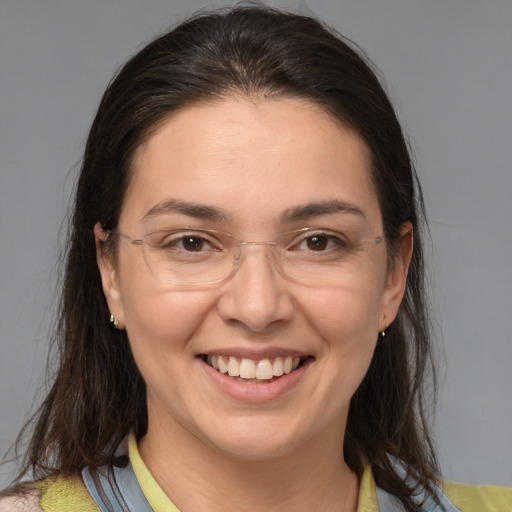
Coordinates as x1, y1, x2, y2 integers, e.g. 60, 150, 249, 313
238, 240, 277, 247
231, 240, 279, 269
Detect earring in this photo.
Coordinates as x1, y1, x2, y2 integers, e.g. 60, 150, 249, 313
377, 313, 388, 341
378, 328, 388, 341
109, 314, 119, 329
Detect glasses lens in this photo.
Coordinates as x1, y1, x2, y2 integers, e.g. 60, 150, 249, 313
142, 228, 235, 285
277, 229, 380, 282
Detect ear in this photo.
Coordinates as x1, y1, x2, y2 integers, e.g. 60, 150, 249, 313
379, 222, 414, 331
94, 222, 125, 329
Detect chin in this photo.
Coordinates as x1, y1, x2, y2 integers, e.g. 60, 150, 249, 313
199, 417, 311, 461
211, 437, 299, 461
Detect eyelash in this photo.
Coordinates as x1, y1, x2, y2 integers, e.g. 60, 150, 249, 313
289, 232, 349, 252
161, 233, 220, 252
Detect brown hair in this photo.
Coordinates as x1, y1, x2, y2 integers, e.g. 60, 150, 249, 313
7, 4, 439, 510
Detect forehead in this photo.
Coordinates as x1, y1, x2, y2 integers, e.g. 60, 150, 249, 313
123, 97, 380, 231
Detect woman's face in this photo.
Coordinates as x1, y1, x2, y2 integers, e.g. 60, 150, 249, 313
97, 97, 409, 461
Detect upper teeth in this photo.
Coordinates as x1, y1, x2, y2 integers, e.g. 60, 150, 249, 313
207, 355, 301, 380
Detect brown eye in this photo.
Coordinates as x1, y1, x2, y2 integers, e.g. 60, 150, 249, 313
306, 235, 328, 251
182, 236, 205, 251
288, 231, 350, 254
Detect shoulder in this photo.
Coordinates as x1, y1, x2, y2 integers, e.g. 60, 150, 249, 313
38, 475, 99, 512
444, 481, 512, 512
0, 475, 99, 512
0, 488, 40, 512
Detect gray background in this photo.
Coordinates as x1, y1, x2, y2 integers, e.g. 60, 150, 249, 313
1, 0, 511, 488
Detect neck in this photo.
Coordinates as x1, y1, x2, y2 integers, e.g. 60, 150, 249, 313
138, 416, 359, 512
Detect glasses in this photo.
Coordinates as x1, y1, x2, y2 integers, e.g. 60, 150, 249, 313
115, 226, 383, 286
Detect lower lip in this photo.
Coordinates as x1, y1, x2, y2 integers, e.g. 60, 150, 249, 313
199, 357, 313, 403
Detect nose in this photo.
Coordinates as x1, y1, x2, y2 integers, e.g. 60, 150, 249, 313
216, 245, 294, 332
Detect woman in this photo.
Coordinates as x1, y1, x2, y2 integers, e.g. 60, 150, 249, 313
1, 5, 510, 511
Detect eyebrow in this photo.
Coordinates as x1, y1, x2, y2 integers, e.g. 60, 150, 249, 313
141, 198, 366, 224
142, 199, 230, 222
280, 200, 367, 223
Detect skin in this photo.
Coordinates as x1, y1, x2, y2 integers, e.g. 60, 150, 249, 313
96, 97, 412, 511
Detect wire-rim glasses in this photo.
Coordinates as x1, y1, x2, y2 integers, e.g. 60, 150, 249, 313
114, 226, 384, 286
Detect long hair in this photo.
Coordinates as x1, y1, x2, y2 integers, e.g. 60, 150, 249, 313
8, 5, 438, 510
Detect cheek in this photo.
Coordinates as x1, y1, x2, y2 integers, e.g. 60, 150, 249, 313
116, 258, 216, 371
117, 249, 209, 337
301, 281, 383, 382
303, 277, 384, 340
120, 285, 218, 423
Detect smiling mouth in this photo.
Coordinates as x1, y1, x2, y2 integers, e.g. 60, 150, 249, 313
202, 355, 310, 383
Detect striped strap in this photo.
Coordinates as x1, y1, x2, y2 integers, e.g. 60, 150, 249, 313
82, 462, 153, 512
375, 459, 462, 512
